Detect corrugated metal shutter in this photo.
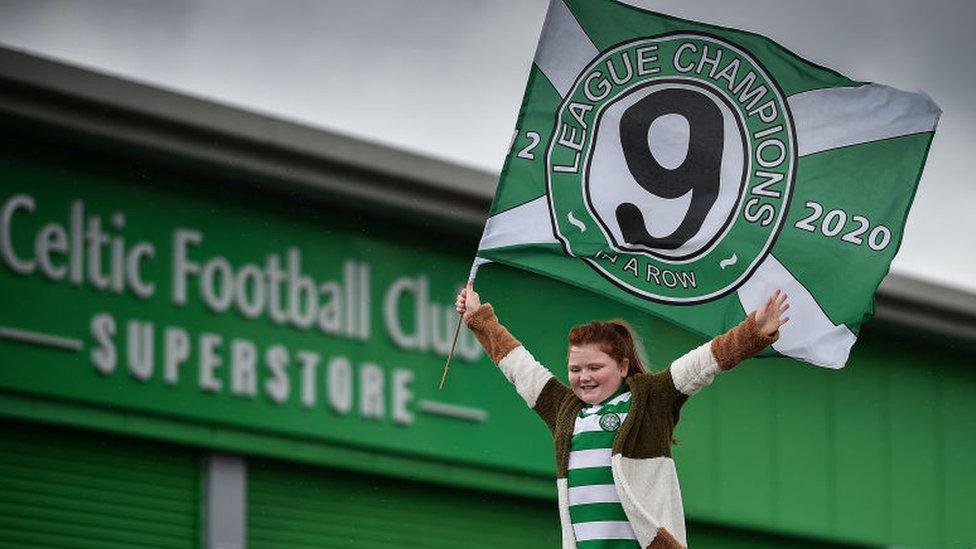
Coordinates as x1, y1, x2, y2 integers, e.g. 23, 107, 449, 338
247, 459, 560, 548
0, 418, 201, 549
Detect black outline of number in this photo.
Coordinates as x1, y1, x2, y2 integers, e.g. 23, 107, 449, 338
517, 131, 541, 160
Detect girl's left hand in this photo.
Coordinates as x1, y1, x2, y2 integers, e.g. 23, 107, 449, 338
755, 289, 790, 337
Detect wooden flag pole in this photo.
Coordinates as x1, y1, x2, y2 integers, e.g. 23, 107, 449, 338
437, 313, 463, 390
439, 267, 480, 390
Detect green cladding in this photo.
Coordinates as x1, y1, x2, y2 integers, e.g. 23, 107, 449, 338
0, 419, 201, 548
0, 126, 972, 548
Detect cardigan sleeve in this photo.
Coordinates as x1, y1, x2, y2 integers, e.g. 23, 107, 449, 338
668, 313, 777, 397
464, 303, 571, 429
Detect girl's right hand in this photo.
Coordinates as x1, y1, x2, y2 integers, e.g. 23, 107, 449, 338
455, 281, 481, 316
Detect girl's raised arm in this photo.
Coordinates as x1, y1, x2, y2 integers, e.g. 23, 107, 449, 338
670, 290, 788, 397
455, 282, 521, 364
455, 282, 571, 434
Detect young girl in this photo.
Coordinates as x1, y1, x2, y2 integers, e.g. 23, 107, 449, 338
455, 283, 789, 549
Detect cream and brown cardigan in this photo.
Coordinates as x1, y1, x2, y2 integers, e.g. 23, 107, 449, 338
464, 304, 777, 549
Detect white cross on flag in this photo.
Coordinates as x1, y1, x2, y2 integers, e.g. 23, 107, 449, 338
475, 0, 940, 368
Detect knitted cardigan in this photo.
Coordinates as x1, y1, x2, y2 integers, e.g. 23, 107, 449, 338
464, 304, 777, 549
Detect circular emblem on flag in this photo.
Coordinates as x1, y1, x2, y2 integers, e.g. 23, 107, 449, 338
599, 412, 622, 432
546, 33, 796, 304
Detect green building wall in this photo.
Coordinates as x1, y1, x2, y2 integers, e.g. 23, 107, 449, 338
1, 93, 973, 548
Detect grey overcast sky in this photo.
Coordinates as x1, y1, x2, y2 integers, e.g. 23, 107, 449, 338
0, 0, 973, 292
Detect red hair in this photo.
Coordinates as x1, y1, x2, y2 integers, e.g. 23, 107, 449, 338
568, 319, 647, 379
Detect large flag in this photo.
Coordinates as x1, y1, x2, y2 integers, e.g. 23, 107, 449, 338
475, 0, 940, 368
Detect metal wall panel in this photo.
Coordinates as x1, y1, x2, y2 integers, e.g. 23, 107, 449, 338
942, 357, 976, 548
246, 456, 856, 549
247, 459, 560, 549
0, 419, 201, 548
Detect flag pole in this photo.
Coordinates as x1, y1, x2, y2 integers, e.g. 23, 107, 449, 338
438, 262, 482, 390
438, 313, 463, 390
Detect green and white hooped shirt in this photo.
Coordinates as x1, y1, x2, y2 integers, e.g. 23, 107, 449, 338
568, 387, 639, 548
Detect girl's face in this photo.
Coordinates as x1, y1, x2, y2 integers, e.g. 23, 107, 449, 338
568, 343, 629, 404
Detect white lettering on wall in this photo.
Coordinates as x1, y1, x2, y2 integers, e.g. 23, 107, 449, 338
231, 338, 257, 397
127, 320, 153, 381
359, 363, 385, 420
199, 332, 223, 392
384, 276, 482, 362
87, 313, 425, 426
36, 222, 68, 280
264, 344, 290, 404
298, 351, 320, 408
164, 327, 189, 384
2, 196, 158, 298
392, 369, 414, 426
172, 228, 202, 305
90, 313, 117, 374
384, 275, 427, 351
328, 356, 353, 414
1, 194, 37, 274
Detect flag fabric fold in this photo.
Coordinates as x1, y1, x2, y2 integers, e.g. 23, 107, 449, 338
477, 0, 940, 368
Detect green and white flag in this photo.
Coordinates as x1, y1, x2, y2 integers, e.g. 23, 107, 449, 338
475, 0, 940, 368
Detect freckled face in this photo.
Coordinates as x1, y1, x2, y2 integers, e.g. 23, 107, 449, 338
568, 343, 629, 404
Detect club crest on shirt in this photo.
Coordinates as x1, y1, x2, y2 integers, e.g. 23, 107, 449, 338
599, 412, 622, 432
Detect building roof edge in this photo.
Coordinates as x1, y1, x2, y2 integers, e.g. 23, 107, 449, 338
1, 45, 973, 337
